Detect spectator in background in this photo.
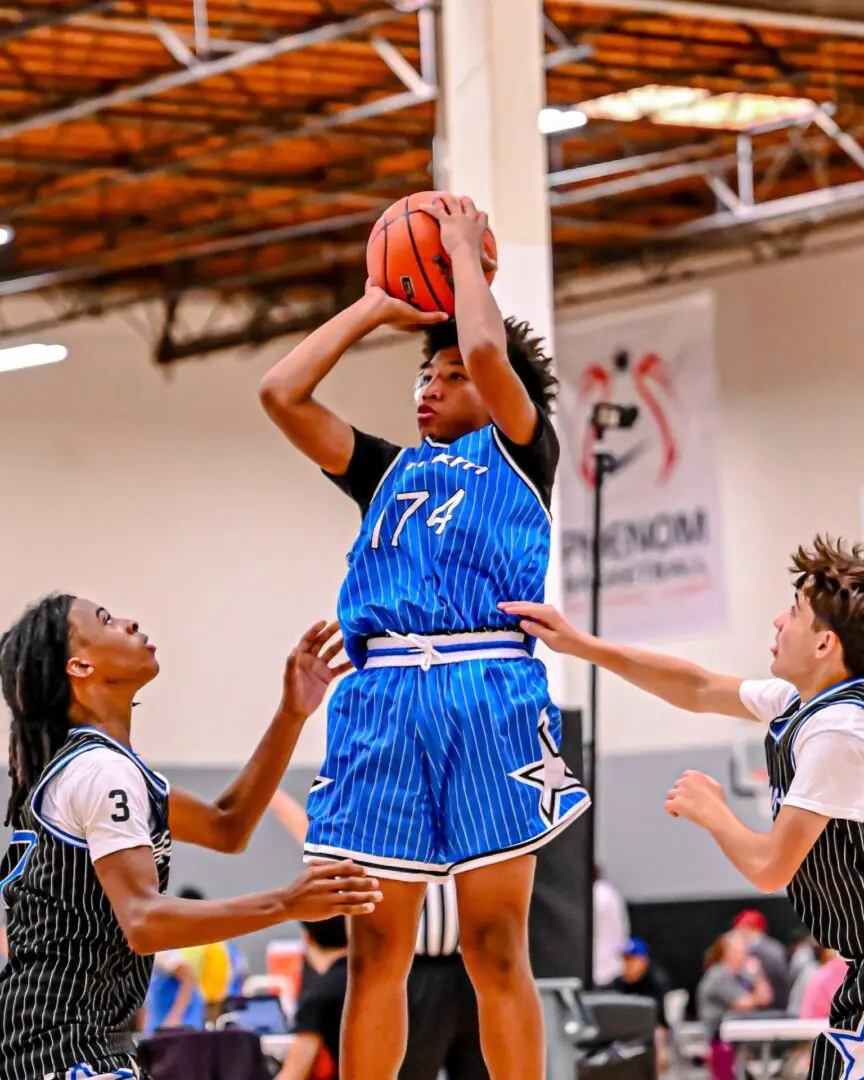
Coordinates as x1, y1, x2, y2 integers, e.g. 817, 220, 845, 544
144, 948, 206, 1032
611, 937, 670, 1074
732, 910, 790, 1011
278, 917, 348, 1080
788, 931, 818, 984
799, 948, 848, 1020
174, 887, 248, 1022
787, 933, 820, 1016
594, 864, 630, 986
697, 931, 773, 1080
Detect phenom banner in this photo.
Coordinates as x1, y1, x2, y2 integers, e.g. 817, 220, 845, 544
556, 292, 727, 642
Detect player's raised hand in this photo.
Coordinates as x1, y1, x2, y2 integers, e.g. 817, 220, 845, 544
419, 194, 497, 272
498, 601, 586, 655
364, 281, 449, 330
280, 621, 352, 720
281, 860, 383, 920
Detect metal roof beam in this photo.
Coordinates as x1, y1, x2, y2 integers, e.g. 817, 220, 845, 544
372, 35, 428, 95
151, 19, 196, 67
660, 179, 864, 238
0, 243, 370, 344
193, 0, 210, 58
541, 13, 594, 69
2, 80, 435, 227
548, 114, 864, 208
0, 6, 430, 142
558, 0, 864, 39
0, 208, 382, 297
66, 13, 259, 55
0, 0, 114, 45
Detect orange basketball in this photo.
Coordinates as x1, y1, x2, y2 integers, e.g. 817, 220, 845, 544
366, 191, 497, 316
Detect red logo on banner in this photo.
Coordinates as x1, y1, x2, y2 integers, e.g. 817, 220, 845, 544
577, 349, 679, 489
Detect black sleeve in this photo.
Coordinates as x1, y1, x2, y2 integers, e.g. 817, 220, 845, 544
495, 408, 559, 509
293, 972, 327, 1037
323, 427, 402, 517
292, 961, 348, 1061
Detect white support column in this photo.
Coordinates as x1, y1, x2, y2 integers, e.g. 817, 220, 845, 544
438, 0, 567, 703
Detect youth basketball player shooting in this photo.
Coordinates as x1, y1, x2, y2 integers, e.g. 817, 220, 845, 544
503, 536, 864, 1080
0, 597, 381, 1080
260, 194, 589, 1080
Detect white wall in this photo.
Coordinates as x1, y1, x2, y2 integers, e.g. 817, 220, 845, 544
0, 308, 418, 767
2, 241, 863, 768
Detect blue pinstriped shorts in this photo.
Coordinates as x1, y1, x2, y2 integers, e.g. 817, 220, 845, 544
303, 632, 590, 882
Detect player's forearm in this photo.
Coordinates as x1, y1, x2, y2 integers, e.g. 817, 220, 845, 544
260, 295, 382, 407
450, 245, 507, 370
211, 706, 307, 852
127, 889, 297, 955
702, 804, 781, 893
450, 245, 538, 441
568, 632, 718, 713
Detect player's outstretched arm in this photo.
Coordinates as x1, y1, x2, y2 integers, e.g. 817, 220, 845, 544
259, 286, 446, 473
168, 622, 350, 854
420, 194, 537, 446
499, 601, 752, 719
95, 851, 382, 954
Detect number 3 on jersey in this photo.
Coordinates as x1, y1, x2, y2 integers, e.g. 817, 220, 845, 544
109, 789, 130, 823
370, 488, 466, 549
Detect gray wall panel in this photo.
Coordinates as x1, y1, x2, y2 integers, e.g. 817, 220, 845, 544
0, 745, 775, 972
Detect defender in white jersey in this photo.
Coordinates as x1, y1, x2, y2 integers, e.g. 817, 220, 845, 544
504, 536, 864, 1080
0, 597, 379, 1080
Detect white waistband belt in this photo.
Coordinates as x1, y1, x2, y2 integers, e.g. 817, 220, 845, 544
364, 630, 528, 670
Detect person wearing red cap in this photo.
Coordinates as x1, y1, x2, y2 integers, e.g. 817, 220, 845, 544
501, 536, 864, 1080
731, 910, 790, 1010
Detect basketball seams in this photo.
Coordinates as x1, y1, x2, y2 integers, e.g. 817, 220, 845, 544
403, 204, 447, 312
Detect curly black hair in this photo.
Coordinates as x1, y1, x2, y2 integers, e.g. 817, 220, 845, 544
0, 594, 74, 827
422, 317, 558, 413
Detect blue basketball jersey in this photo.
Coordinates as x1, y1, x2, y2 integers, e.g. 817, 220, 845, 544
337, 423, 552, 667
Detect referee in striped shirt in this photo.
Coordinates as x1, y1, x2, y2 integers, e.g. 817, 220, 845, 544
270, 794, 487, 1079
401, 879, 487, 1080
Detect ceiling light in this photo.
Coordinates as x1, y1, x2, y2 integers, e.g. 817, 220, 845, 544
0, 225, 14, 246
659, 92, 818, 130
579, 85, 708, 123
575, 84, 819, 132
539, 107, 589, 134
0, 344, 68, 374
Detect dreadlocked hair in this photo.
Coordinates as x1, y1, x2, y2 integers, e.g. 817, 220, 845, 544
791, 536, 864, 676
423, 317, 559, 413
1, 593, 75, 827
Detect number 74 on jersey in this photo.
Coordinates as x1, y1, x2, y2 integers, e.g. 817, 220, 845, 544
370, 489, 466, 549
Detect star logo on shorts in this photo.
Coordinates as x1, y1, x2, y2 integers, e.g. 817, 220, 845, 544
828, 1015, 864, 1080
509, 709, 586, 827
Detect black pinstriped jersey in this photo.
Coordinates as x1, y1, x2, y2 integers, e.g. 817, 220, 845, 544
765, 678, 864, 958
0, 728, 171, 1080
